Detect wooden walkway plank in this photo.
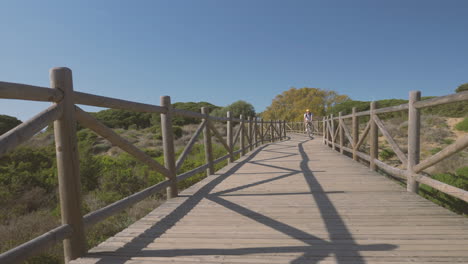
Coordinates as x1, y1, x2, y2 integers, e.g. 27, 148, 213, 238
71, 135, 468, 264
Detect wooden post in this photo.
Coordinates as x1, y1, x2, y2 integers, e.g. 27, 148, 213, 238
322, 117, 326, 144
260, 118, 264, 145
352, 107, 359, 161
202, 107, 214, 175
254, 117, 258, 147
240, 115, 246, 155
247, 116, 252, 151
407, 91, 421, 193
51, 67, 86, 262
270, 121, 274, 142
330, 114, 335, 149
339, 112, 344, 154
227, 111, 234, 163
283, 120, 286, 138
369, 102, 378, 171
160, 96, 178, 198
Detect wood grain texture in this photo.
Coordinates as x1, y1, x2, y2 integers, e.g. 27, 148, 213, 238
70, 135, 468, 264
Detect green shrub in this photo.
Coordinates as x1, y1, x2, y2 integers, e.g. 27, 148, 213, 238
442, 138, 455, 145
430, 147, 442, 155
455, 117, 468, 132
420, 166, 468, 215
379, 148, 395, 161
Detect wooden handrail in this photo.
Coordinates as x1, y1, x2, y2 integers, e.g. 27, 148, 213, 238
319, 89, 468, 211
0, 68, 285, 264
0, 103, 63, 157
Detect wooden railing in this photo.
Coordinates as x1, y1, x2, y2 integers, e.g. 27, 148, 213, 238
0, 67, 286, 264
321, 90, 468, 202
286, 120, 323, 136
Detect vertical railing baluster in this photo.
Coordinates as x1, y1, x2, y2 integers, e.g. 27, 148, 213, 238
369, 102, 378, 171
202, 107, 214, 175
161, 96, 178, 198
339, 112, 344, 154
51, 67, 86, 263
352, 107, 359, 161
227, 111, 234, 163
240, 115, 246, 156
407, 91, 421, 193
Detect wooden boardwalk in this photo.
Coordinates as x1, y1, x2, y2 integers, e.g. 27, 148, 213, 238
72, 135, 468, 264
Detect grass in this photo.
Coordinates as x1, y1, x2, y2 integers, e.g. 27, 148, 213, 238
455, 117, 468, 132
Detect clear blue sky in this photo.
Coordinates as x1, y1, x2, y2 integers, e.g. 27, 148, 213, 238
1, 0, 467, 121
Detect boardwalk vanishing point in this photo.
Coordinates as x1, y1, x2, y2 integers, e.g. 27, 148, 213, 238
71, 135, 468, 264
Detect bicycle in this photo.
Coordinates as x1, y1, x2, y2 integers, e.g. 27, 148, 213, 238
305, 121, 314, 138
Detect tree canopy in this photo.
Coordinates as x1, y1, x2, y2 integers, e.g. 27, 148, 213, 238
211, 100, 256, 118
261, 87, 349, 121
0, 115, 22, 135
455, 83, 468, 93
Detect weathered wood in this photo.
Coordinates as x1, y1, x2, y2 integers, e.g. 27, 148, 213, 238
240, 115, 246, 155
84, 180, 170, 227
339, 112, 344, 154
414, 90, 468, 109
283, 120, 287, 138
373, 115, 408, 166
339, 119, 353, 148
0, 225, 72, 264
75, 107, 170, 177
208, 121, 230, 152
232, 123, 242, 146
227, 111, 234, 163
369, 102, 378, 171
254, 117, 258, 147
322, 117, 326, 144
352, 107, 359, 161
0, 81, 63, 102
355, 120, 371, 150
374, 159, 407, 179
413, 135, 468, 173
414, 174, 468, 203
175, 120, 206, 172
213, 153, 231, 165
407, 91, 421, 193
176, 164, 210, 182
247, 117, 253, 151
72, 135, 468, 264
51, 67, 86, 262
269, 121, 274, 142
160, 96, 178, 198
202, 107, 214, 175
0, 103, 63, 157
74, 91, 166, 113
260, 119, 264, 144
330, 115, 336, 149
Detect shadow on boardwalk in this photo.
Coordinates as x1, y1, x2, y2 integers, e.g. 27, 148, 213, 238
89, 138, 396, 264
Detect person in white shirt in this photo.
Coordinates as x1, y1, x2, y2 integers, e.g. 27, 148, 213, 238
304, 109, 313, 136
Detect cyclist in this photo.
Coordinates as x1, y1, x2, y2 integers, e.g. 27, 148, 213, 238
304, 109, 313, 137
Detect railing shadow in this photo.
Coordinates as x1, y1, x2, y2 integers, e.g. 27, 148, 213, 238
88, 137, 397, 264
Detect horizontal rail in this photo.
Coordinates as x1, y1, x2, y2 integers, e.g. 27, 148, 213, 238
374, 159, 407, 179
414, 91, 468, 109
84, 180, 170, 228
213, 153, 231, 165
0, 225, 72, 264
176, 163, 210, 182
74, 91, 166, 113
0, 103, 63, 157
414, 174, 468, 203
0, 81, 63, 102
